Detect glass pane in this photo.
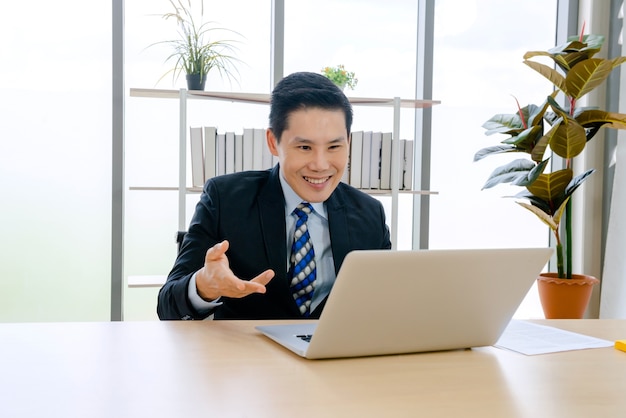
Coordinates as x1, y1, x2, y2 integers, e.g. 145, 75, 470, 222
430, 0, 558, 318
0, 1, 112, 321
124, 0, 271, 319
284, 0, 420, 249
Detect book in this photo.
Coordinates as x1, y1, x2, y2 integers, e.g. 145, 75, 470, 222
216, 133, 226, 176
360, 131, 372, 189
189, 126, 205, 188
392, 139, 406, 190
370, 131, 382, 189
349, 131, 363, 188
380, 132, 392, 190
252, 128, 265, 170
260, 129, 274, 169
242, 128, 253, 171
403, 140, 414, 190
225, 131, 236, 174
234, 133, 243, 173
341, 141, 350, 184
203, 126, 217, 181
242, 128, 254, 171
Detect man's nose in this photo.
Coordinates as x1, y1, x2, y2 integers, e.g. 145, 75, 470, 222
309, 149, 331, 170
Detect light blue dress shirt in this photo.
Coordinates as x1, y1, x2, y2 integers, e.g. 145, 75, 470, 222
188, 172, 336, 314
280, 175, 336, 312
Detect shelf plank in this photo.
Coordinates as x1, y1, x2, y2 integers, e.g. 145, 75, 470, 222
363, 189, 439, 195
129, 186, 203, 193
128, 186, 437, 195
128, 275, 166, 288
129, 88, 441, 108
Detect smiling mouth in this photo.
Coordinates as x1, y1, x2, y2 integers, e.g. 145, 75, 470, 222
304, 176, 330, 184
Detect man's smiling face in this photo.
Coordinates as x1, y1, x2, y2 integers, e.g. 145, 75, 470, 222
267, 107, 349, 203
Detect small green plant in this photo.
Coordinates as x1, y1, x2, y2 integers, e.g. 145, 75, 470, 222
150, 0, 243, 87
321, 64, 358, 90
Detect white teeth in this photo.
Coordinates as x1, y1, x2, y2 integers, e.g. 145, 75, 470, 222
305, 177, 328, 184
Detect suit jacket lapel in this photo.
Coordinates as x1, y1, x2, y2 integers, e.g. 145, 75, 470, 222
257, 165, 288, 282
325, 188, 351, 274
258, 165, 303, 316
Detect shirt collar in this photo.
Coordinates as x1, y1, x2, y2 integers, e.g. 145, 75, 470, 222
279, 172, 327, 219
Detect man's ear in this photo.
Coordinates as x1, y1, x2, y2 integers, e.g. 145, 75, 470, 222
266, 128, 279, 157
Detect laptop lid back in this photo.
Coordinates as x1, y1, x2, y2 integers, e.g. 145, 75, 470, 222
303, 247, 553, 359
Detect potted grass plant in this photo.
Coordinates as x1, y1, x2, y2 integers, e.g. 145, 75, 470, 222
151, 0, 243, 90
474, 31, 626, 318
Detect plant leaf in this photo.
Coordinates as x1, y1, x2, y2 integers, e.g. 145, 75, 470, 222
567, 34, 605, 51
548, 118, 587, 158
529, 93, 558, 126
482, 114, 525, 135
526, 169, 572, 204
576, 109, 626, 130
513, 190, 552, 214
565, 58, 614, 99
548, 40, 586, 54
546, 95, 568, 116
516, 201, 558, 230
523, 60, 568, 94
481, 158, 536, 189
519, 104, 541, 128
530, 124, 555, 163
519, 158, 550, 186
552, 197, 571, 226
610, 56, 626, 69
564, 169, 595, 197
473, 144, 518, 162
502, 125, 543, 151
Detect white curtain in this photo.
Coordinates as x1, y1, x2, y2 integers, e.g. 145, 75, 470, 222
600, 1, 626, 318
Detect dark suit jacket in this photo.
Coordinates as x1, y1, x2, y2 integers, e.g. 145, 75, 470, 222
157, 165, 391, 320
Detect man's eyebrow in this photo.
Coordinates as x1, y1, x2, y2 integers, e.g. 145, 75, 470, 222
293, 137, 314, 143
328, 137, 347, 143
293, 137, 347, 144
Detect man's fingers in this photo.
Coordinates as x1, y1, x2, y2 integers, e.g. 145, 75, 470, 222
205, 240, 229, 262
250, 269, 275, 287
228, 270, 274, 297
200, 242, 274, 298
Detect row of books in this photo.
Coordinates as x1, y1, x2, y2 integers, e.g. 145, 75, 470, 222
189, 127, 414, 190
346, 131, 414, 191
190, 127, 277, 187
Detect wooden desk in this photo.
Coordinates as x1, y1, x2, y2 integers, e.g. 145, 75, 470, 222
1, 320, 624, 417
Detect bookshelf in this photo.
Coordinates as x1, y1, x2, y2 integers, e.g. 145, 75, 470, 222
128, 88, 440, 286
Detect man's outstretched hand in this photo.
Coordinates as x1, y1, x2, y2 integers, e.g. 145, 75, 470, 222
195, 240, 275, 301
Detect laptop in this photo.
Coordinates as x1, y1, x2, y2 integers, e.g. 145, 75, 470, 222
256, 247, 553, 359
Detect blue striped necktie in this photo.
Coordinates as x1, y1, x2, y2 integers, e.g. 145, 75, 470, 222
288, 202, 316, 316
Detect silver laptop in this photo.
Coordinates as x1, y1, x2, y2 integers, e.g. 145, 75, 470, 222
256, 247, 553, 359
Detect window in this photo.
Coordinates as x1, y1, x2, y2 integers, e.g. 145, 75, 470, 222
429, 0, 558, 317
123, 0, 272, 319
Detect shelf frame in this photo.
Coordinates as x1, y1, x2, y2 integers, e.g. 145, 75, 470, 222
129, 87, 440, 249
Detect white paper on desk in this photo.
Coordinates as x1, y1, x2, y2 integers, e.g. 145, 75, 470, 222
495, 320, 614, 355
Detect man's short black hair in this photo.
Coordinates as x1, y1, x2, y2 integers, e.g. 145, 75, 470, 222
269, 72, 353, 142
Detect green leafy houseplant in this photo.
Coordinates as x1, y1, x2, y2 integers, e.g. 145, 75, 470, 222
321, 64, 358, 90
151, 0, 243, 90
474, 33, 626, 280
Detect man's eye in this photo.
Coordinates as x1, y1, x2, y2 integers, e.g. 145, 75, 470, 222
299, 145, 311, 150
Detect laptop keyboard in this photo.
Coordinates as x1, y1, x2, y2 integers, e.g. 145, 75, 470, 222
296, 334, 312, 342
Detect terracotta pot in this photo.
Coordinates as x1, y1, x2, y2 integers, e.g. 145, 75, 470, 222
536, 273, 599, 319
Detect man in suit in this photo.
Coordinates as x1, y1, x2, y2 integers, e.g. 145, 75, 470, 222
157, 72, 391, 320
